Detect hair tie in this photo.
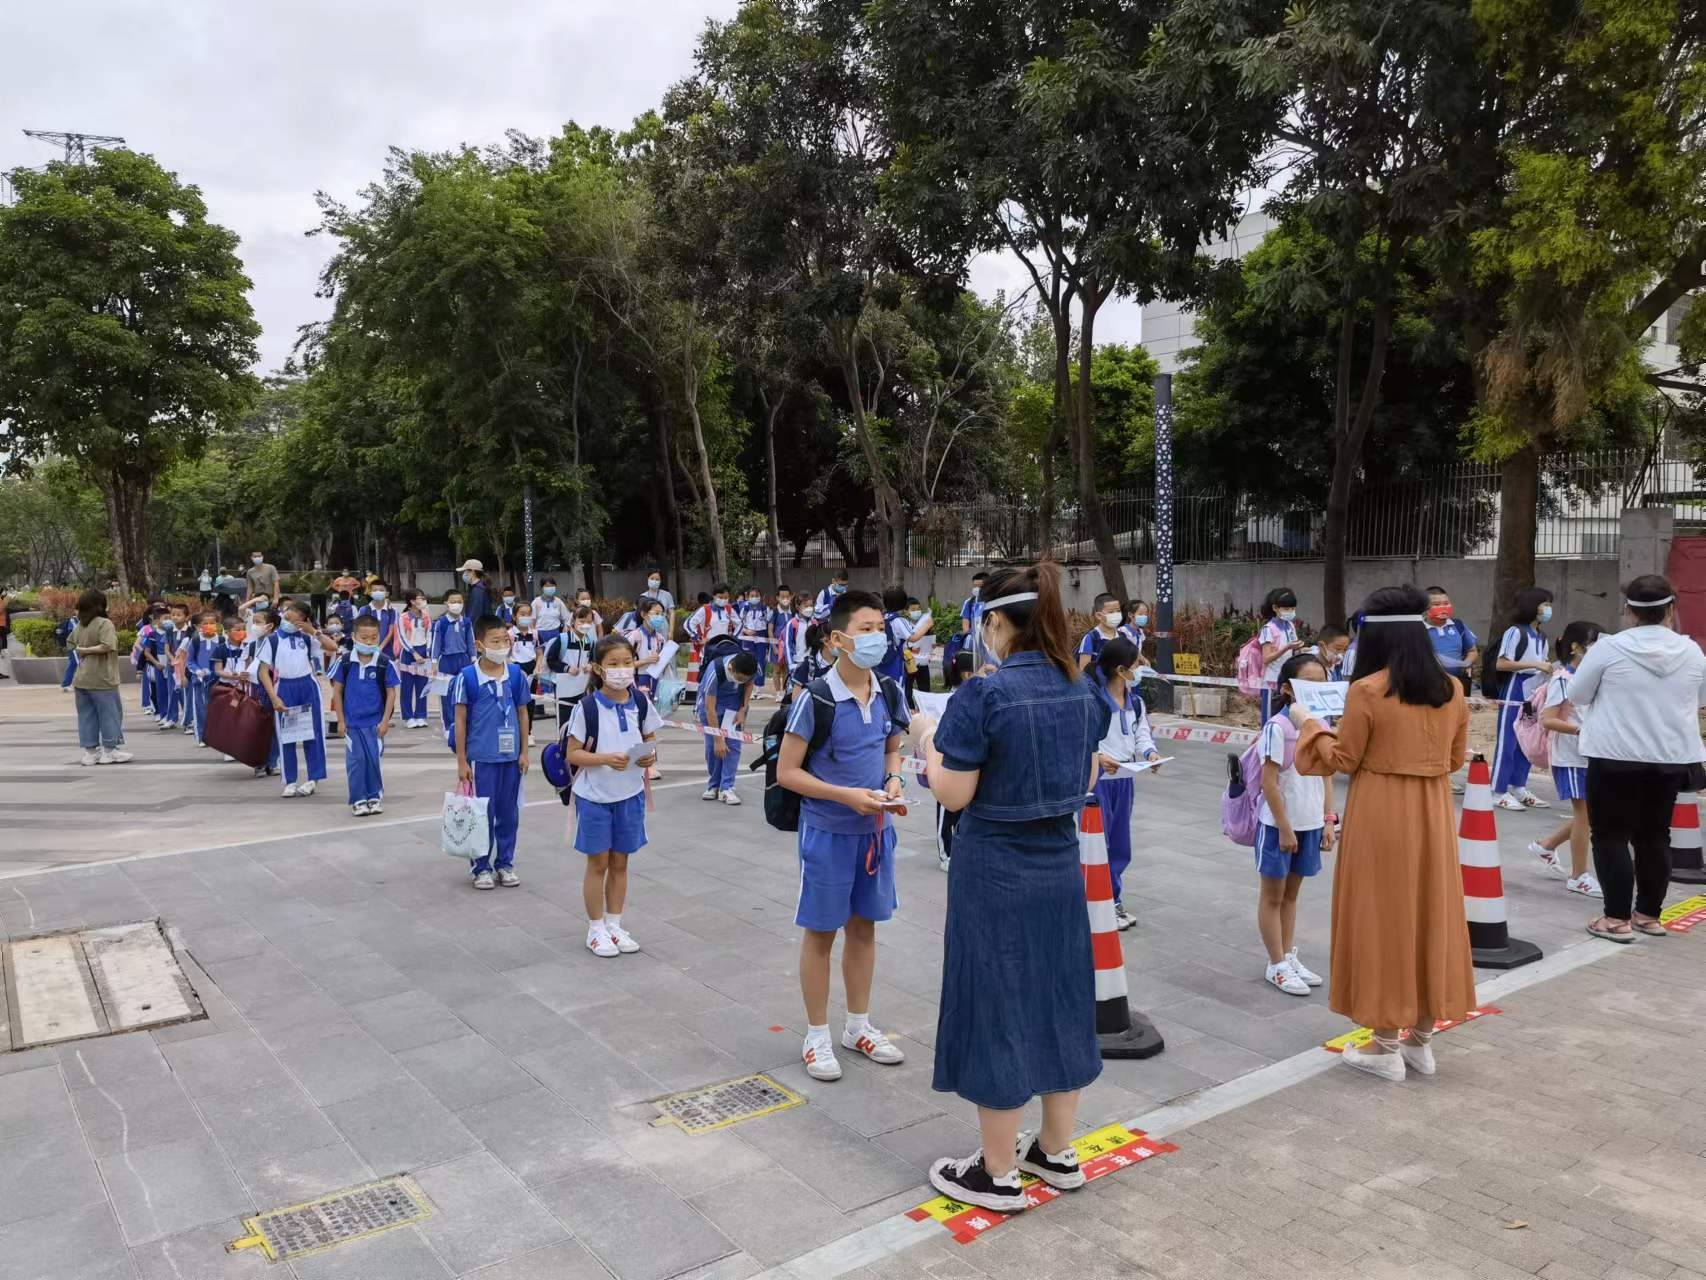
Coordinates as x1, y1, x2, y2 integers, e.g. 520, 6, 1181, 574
982, 591, 1039, 611
1626, 595, 1674, 608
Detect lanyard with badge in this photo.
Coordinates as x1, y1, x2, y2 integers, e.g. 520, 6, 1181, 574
491, 673, 518, 757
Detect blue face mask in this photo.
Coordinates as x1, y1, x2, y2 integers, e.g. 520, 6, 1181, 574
1538, 605, 1553, 625
1133, 614, 1149, 628
354, 641, 379, 656
848, 631, 887, 669
830, 583, 847, 596
648, 615, 667, 631
543, 586, 556, 597
279, 620, 299, 634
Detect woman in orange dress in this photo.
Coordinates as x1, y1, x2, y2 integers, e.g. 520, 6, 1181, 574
1288, 585, 1476, 1081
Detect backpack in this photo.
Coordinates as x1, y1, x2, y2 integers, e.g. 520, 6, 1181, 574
700, 633, 744, 669
1235, 632, 1267, 696
1481, 627, 1530, 699
1514, 672, 1553, 768
1221, 714, 1297, 847
751, 674, 904, 832
542, 688, 654, 805
879, 612, 907, 682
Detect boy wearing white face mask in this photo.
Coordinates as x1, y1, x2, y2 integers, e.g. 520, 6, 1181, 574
453, 616, 532, 889
1076, 593, 1127, 672
776, 589, 910, 1082
431, 590, 475, 743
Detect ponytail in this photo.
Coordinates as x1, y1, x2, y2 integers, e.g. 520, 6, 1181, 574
980, 562, 1077, 679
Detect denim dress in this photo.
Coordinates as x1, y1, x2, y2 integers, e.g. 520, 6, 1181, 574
930, 651, 1111, 1110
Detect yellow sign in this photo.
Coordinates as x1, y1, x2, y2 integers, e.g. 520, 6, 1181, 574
1171, 653, 1201, 675
1659, 894, 1706, 923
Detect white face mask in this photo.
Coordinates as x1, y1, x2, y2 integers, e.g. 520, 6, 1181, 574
647, 578, 661, 590
447, 603, 464, 616
483, 646, 510, 663
1103, 611, 1123, 629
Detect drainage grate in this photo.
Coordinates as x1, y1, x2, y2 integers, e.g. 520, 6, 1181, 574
2, 920, 203, 1052
226, 1176, 433, 1261
650, 1072, 804, 1135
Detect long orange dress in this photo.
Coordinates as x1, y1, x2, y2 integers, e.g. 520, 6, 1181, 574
1295, 671, 1477, 1029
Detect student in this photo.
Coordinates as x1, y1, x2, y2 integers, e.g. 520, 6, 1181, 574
511, 602, 540, 684
56, 613, 79, 692
453, 616, 532, 889
770, 586, 796, 695
814, 569, 851, 620
333, 614, 399, 817
184, 613, 221, 745
546, 608, 600, 734
574, 587, 603, 635
1256, 653, 1336, 996
627, 599, 670, 698
398, 590, 433, 728
1092, 638, 1164, 931
1257, 587, 1306, 720
1424, 586, 1479, 696
532, 578, 570, 656
776, 588, 910, 1081
497, 587, 517, 625
329, 588, 356, 636
166, 601, 194, 728
322, 612, 350, 741
782, 596, 817, 691
934, 651, 975, 872
878, 587, 923, 689
903, 598, 935, 695
431, 590, 475, 741
133, 606, 159, 716
568, 634, 660, 957
257, 601, 334, 798
1488, 586, 1554, 810
738, 586, 773, 690
942, 572, 987, 687
690, 584, 738, 648
790, 618, 835, 693
1076, 594, 1127, 671
1314, 625, 1350, 681
1529, 621, 1603, 897
699, 647, 757, 804
357, 581, 401, 655
139, 605, 174, 728
1122, 600, 1151, 654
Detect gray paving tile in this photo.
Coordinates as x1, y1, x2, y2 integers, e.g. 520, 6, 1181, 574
535, 1161, 736, 1280
159, 1030, 293, 1098
322, 1079, 480, 1173
350, 989, 470, 1052
0, 1045, 58, 1079
687, 1167, 854, 1266
768, 1060, 945, 1138
453, 1240, 610, 1280
309, 952, 418, 1008
131, 1219, 271, 1280
869, 1113, 981, 1174
734, 1105, 923, 1212
192, 1081, 342, 1166
396, 1033, 537, 1112
58, 1031, 172, 1093
605, 1106, 781, 1197
455, 924, 562, 972
178, 920, 271, 964
411, 1152, 570, 1274
0, 1200, 132, 1280
452, 992, 579, 1056
0, 1063, 77, 1138
240, 988, 351, 1043
288, 1226, 453, 1280
98, 1133, 251, 1246
232, 1141, 374, 1209
458, 1088, 611, 1186
514, 1037, 668, 1121
0, 1126, 107, 1230
270, 1025, 408, 1107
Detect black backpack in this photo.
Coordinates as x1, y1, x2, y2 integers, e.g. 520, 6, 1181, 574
700, 633, 744, 669
750, 675, 904, 832
542, 688, 653, 806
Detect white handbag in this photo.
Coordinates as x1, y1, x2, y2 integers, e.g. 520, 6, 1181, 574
440, 783, 488, 859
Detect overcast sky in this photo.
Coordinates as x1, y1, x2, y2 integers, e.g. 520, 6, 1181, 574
3, 1, 1140, 373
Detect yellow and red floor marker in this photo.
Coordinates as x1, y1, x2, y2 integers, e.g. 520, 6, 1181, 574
1659, 894, 1706, 934
905, 1123, 1177, 1245
1323, 1005, 1502, 1053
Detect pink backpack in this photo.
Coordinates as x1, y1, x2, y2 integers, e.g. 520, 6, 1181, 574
1222, 715, 1297, 846
1514, 674, 1553, 768
1235, 633, 1266, 696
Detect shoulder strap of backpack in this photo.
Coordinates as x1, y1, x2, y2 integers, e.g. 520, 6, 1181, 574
804, 677, 837, 758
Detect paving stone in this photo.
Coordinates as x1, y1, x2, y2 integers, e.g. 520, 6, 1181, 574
687, 1167, 855, 1266
323, 1078, 481, 1173
158, 1030, 293, 1098
458, 1087, 612, 1186
769, 1059, 948, 1138
57, 1030, 173, 1093
288, 1226, 453, 1280
270, 1024, 408, 1107
410, 1151, 570, 1273
735, 1104, 925, 1212
395, 1032, 538, 1112
0, 1126, 107, 1230
451, 991, 579, 1056
515, 1037, 669, 1121
535, 1161, 737, 1280
451, 1239, 612, 1280
131, 1219, 271, 1280
349, 989, 470, 1052
232, 1141, 374, 1210
69, 1071, 208, 1159
0, 1200, 132, 1280
191, 1081, 342, 1166
0, 1063, 77, 1138
98, 1132, 251, 1246
870, 1113, 982, 1174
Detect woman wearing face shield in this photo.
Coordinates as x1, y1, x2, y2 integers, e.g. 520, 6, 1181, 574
911, 562, 1111, 1215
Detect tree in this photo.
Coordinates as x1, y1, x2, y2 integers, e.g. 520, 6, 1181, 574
0, 149, 260, 593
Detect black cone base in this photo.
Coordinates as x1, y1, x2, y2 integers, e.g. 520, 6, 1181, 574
1670, 855, 1706, 885
1099, 1011, 1165, 1060
1472, 936, 1543, 970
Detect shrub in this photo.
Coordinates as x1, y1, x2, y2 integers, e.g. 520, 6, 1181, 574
8, 590, 42, 613
107, 598, 148, 630
927, 597, 962, 645
37, 587, 82, 619
117, 628, 138, 655
12, 618, 63, 656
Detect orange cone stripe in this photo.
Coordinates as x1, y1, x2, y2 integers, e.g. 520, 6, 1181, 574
1459, 809, 1497, 840
1082, 863, 1115, 902
1460, 865, 1504, 897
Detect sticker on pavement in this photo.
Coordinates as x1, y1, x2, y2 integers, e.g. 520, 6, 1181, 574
1659, 894, 1706, 934
1324, 1005, 1501, 1053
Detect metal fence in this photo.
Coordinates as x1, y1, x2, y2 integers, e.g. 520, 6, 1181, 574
926, 451, 1706, 567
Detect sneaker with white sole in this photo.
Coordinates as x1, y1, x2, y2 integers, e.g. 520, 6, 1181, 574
80, 750, 99, 767
472, 871, 496, 890
1512, 787, 1549, 809
586, 924, 618, 957
368, 799, 384, 814
802, 1033, 843, 1081
497, 869, 520, 888
928, 1152, 1026, 1213
1265, 961, 1310, 996
1494, 793, 1526, 812
1113, 902, 1137, 931
719, 789, 742, 806
1016, 1132, 1086, 1190
100, 749, 133, 764
1528, 841, 1566, 875
298, 780, 316, 796
281, 783, 301, 798
702, 786, 720, 801
1285, 947, 1323, 987
1340, 1046, 1406, 1081
1567, 873, 1603, 898
841, 1025, 905, 1065
352, 802, 370, 818
609, 925, 640, 953
1399, 1038, 1437, 1076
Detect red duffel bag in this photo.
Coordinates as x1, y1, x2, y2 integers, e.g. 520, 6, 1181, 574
201, 679, 275, 768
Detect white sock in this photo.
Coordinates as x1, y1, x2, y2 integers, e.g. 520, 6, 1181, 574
806, 1022, 830, 1043
587, 920, 605, 935
845, 1011, 871, 1036
605, 914, 621, 931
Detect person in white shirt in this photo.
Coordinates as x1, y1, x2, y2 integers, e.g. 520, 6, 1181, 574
1528, 622, 1604, 897
1091, 638, 1163, 931
1257, 587, 1306, 721
531, 578, 571, 655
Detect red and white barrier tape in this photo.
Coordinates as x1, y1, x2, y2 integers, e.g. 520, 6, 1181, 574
1137, 667, 1526, 707
658, 718, 932, 773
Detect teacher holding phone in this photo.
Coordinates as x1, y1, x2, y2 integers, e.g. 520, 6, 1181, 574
911, 563, 1110, 1215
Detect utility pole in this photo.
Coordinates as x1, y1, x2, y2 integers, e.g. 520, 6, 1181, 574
23, 130, 126, 164
1153, 374, 1176, 700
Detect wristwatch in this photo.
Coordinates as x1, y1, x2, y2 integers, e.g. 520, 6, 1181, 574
883, 772, 904, 787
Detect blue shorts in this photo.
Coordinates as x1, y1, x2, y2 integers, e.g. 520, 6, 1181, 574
794, 823, 898, 932
573, 793, 647, 855
1552, 765, 1587, 801
1255, 823, 1323, 879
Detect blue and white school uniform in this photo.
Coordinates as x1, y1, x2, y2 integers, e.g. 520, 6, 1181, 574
548, 632, 597, 731
1092, 677, 1158, 902
784, 667, 909, 931
357, 603, 401, 656
1076, 625, 1123, 668
330, 599, 356, 633
1120, 622, 1148, 652
691, 602, 737, 646
878, 612, 912, 686
697, 654, 748, 792
258, 627, 327, 786
431, 612, 475, 740
814, 585, 847, 620
336, 652, 398, 805
531, 594, 570, 657
1257, 618, 1299, 721
134, 625, 154, 713
1546, 666, 1586, 800
510, 624, 539, 679
1492, 624, 1546, 796
153, 626, 184, 724
496, 599, 517, 625
184, 633, 217, 741
1254, 714, 1324, 879
781, 615, 813, 685
451, 662, 532, 876
569, 692, 661, 855
738, 600, 771, 675
397, 609, 433, 722
626, 623, 667, 696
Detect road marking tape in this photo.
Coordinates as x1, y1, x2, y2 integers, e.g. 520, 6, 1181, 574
1659, 893, 1706, 934
1323, 1004, 1502, 1053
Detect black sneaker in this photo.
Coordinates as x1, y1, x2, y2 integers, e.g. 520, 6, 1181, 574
1017, 1132, 1085, 1189
928, 1152, 1026, 1213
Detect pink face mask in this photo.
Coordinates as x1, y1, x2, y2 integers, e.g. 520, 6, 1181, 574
601, 668, 635, 689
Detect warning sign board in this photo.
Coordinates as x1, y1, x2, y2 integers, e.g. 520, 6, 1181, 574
1323, 1005, 1502, 1053
1171, 653, 1202, 675
1659, 894, 1706, 934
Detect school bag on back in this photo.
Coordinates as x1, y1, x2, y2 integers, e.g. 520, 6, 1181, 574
1221, 714, 1297, 847
751, 675, 903, 832
699, 632, 744, 670
542, 688, 654, 805
1514, 672, 1553, 768
1235, 632, 1266, 696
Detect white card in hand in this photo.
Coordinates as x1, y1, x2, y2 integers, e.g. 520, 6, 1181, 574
1290, 679, 1345, 719
1115, 756, 1172, 777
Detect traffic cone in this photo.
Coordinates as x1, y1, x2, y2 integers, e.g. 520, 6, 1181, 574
1079, 798, 1163, 1059
685, 644, 702, 703
1459, 754, 1542, 969
1670, 792, 1706, 885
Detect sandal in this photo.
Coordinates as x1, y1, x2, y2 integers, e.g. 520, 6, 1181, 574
1631, 918, 1668, 937
1586, 917, 1636, 943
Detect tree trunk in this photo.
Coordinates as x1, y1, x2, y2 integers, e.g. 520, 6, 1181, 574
1073, 286, 1127, 599
1489, 443, 1542, 648
681, 376, 728, 582
96, 466, 154, 596
651, 397, 686, 603
763, 390, 784, 587
1041, 306, 1073, 558
823, 514, 857, 569
835, 332, 905, 589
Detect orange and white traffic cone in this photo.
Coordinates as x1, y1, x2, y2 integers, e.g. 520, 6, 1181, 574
1670, 791, 1706, 885
1460, 754, 1542, 969
685, 644, 702, 703
1080, 798, 1163, 1059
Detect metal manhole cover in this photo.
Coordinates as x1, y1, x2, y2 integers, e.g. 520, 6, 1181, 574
227, 1176, 433, 1261
650, 1072, 804, 1135
2, 920, 204, 1052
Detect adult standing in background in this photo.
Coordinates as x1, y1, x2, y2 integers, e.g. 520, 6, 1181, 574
0, 589, 11, 680
198, 568, 213, 604
70, 589, 132, 765
1567, 574, 1706, 942
458, 558, 492, 621
1487, 586, 1554, 811
246, 550, 281, 606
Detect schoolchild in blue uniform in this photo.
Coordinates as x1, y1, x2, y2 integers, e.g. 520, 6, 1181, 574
942, 572, 987, 688
183, 613, 221, 744
1076, 594, 1126, 672
699, 647, 757, 803
398, 590, 433, 728
322, 612, 351, 740
496, 588, 517, 626
329, 590, 356, 635
357, 581, 401, 656
1121, 599, 1150, 655
567, 634, 660, 957
431, 591, 474, 742
1490, 586, 1554, 810
738, 586, 772, 684
781, 596, 816, 692
768, 586, 795, 696
56, 615, 79, 690
1314, 626, 1350, 681
776, 588, 911, 1083
532, 578, 570, 660
878, 587, 919, 689
454, 616, 532, 889
813, 569, 850, 620
1091, 638, 1163, 932
547, 610, 600, 734
141, 605, 180, 729
257, 601, 334, 798
332, 614, 399, 817
229, 613, 280, 777
626, 600, 670, 698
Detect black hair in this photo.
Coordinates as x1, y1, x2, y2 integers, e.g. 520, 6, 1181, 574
696, 592, 710, 605
281, 599, 310, 620
474, 615, 508, 643
1095, 637, 1141, 681
1625, 574, 1675, 626
1259, 587, 1298, 621
739, 584, 758, 596
1511, 586, 1554, 627
588, 633, 637, 692
1424, 585, 1449, 598
726, 651, 759, 679
574, 606, 596, 623
829, 589, 885, 636
76, 589, 107, 627
541, 576, 556, 586
971, 571, 988, 584
953, 650, 975, 674
443, 589, 464, 602
831, 568, 849, 581
1271, 652, 1330, 714
905, 597, 921, 609
776, 583, 791, 594
351, 614, 380, 633
980, 563, 1078, 679
369, 580, 389, 592
1352, 586, 1454, 707
805, 619, 829, 654
711, 582, 731, 597
640, 597, 665, 614
1316, 624, 1348, 645
881, 586, 908, 614
575, 586, 593, 598
1093, 593, 1117, 610
1554, 620, 1602, 664
250, 608, 278, 630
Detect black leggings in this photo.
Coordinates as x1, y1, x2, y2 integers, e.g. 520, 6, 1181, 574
1586, 758, 1685, 920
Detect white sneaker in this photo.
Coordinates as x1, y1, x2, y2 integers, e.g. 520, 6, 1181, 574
1399, 1039, 1437, 1076
608, 925, 640, 953
702, 786, 719, 801
719, 789, 742, 806
368, 799, 384, 814
497, 869, 520, 888
1113, 902, 1137, 931
1528, 841, 1565, 876
1265, 961, 1310, 996
1494, 794, 1526, 812
281, 783, 301, 798
472, 871, 496, 890
1513, 787, 1549, 809
841, 1024, 904, 1064
1285, 947, 1323, 987
1567, 873, 1604, 898
1340, 1046, 1406, 1081
587, 925, 618, 958
223, 754, 236, 762
803, 1033, 842, 1081
937, 849, 951, 873
298, 780, 316, 796
80, 750, 99, 767
104, 749, 133, 764
352, 802, 370, 818
183, 726, 195, 735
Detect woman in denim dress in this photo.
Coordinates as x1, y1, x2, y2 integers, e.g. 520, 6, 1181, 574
913, 563, 1111, 1213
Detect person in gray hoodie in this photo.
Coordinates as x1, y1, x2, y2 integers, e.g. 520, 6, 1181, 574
1567, 574, 1706, 941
